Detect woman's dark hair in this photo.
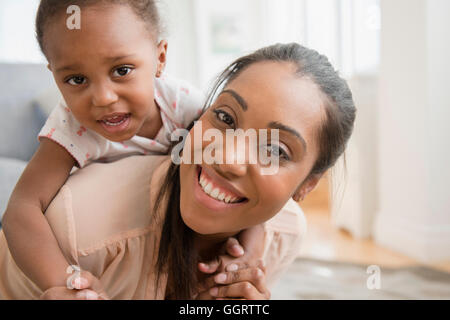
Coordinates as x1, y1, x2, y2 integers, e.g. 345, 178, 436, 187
35, 0, 162, 56
154, 43, 356, 299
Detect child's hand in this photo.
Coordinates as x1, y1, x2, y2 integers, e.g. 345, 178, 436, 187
195, 260, 270, 300
40, 270, 109, 300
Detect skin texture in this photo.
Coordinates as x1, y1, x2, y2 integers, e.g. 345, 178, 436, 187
179, 61, 325, 239
45, 4, 167, 141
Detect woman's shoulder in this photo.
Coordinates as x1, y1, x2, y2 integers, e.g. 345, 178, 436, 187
45, 155, 169, 259
262, 199, 308, 288
265, 199, 307, 237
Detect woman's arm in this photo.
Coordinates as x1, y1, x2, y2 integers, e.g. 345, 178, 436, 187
2, 138, 76, 291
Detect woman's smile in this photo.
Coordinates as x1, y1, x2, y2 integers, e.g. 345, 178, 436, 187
193, 164, 249, 211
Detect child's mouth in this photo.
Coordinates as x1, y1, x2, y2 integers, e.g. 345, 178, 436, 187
97, 113, 131, 133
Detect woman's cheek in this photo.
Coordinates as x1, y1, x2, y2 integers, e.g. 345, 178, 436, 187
263, 171, 294, 196
245, 175, 294, 225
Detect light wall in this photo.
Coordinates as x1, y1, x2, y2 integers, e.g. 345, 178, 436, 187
374, 0, 450, 262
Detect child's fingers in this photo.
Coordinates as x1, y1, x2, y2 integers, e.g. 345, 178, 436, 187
69, 270, 95, 290
198, 261, 220, 274
75, 289, 100, 300
67, 270, 110, 300
225, 237, 244, 257
40, 287, 98, 300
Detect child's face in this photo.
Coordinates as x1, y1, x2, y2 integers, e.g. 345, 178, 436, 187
45, 4, 166, 142
179, 61, 325, 236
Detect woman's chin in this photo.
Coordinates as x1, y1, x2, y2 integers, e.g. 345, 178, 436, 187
179, 208, 221, 235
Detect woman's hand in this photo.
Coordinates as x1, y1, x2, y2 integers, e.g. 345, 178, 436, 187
195, 260, 270, 300
40, 270, 109, 300
197, 237, 256, 275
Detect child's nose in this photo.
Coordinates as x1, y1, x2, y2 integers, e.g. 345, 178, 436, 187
91, 82, 119, 107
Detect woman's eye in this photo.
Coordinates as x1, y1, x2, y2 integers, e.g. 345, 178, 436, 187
113, 66, 133, 77
262, 144, 290, 161
213, 109, 235, 127
66, 76, 86, 86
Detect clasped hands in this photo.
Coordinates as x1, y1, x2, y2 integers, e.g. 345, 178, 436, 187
40, 237, 270, 300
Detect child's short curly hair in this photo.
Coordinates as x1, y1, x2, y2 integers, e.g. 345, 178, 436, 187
36, 0, 162, 55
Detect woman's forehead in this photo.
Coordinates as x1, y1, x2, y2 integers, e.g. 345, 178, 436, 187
224, 61, 325, 142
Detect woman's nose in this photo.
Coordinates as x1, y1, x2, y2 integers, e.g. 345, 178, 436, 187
91, 82, 119, 107
215, 143, 250, 178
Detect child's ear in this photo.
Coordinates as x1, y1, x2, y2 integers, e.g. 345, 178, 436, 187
47, 63, 52, 71
156, 40, 168, 76
292, 173, 323, 202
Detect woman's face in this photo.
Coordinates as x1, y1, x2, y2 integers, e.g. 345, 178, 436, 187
179, 61, 325, 235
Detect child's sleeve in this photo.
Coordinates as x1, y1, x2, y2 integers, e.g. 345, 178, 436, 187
37, 100, 101, 168
155, 73, 206, 130
176, 79, 206, 128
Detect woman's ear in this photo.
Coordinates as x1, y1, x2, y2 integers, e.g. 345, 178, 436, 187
155, 40, 168, 77
292, 173, 323, 202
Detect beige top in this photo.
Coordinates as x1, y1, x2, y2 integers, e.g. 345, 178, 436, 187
0, 155, 307, 300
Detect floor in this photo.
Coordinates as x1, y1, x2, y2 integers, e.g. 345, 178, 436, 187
271, 256, 450, 299
270, 175, 450, 299
270, 208, 450, 299
298, 209, 450, 274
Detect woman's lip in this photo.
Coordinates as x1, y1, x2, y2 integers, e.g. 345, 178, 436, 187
199, 165, 247, 199
193, 165, 248, 211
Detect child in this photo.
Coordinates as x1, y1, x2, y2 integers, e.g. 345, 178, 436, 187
1, 0, 264, 296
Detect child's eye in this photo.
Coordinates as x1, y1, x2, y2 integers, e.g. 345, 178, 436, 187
213, 109, 235, 127
261, 144, 290, 161
66, 76, 87, 86
112, 66, 133, 77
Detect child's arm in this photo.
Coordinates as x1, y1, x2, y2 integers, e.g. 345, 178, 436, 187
1, 138, 76, 291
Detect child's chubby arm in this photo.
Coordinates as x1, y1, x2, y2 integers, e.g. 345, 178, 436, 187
1, 138, 77, 291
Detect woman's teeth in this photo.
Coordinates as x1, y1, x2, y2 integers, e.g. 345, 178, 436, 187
199, 174, 242, 204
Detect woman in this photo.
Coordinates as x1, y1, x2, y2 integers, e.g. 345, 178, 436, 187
0, 43, 355, 299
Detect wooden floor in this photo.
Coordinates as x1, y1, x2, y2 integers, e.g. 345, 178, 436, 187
298, 209, 450, 274
297, 173, 450, 274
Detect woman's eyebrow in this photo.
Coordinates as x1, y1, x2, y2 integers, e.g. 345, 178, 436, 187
221, 89, 248, 111
268, 121, 307, 152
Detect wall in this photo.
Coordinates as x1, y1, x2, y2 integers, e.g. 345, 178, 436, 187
374, 0, 450, 262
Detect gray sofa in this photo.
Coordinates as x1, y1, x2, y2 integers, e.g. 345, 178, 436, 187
0, 63, 60, 225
